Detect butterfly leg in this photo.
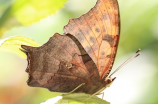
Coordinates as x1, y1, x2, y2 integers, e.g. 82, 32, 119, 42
97, 92, 104, 99
68, 83, 85, 94
82, 87, 106, 102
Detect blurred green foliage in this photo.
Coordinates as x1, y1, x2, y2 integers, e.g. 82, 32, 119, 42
0, 0, 67, 37
0, 0, 158, 104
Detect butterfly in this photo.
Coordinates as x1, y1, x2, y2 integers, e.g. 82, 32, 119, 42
21, 0, 120, 94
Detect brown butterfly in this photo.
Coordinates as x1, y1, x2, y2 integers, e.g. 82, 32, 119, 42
21, 0, 120, 94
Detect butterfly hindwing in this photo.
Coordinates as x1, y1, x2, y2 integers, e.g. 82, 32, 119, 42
21, 33, 101, 93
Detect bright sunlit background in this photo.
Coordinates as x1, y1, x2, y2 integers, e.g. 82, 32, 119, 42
0, 0, 158, 104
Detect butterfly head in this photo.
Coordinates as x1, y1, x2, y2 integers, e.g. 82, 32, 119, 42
95, 77, 116, 94
104, 77, 116, 88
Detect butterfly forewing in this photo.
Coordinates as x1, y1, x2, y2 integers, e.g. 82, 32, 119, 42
64, 0, 120, 79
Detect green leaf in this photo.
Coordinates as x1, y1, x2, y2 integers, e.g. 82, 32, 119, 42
12, 0, 67, 25
0, 0, 67, 37
0, 36, 40, 58
56, 93, 110, 104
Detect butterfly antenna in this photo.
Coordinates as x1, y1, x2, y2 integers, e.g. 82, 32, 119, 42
109, 49, 141, 77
